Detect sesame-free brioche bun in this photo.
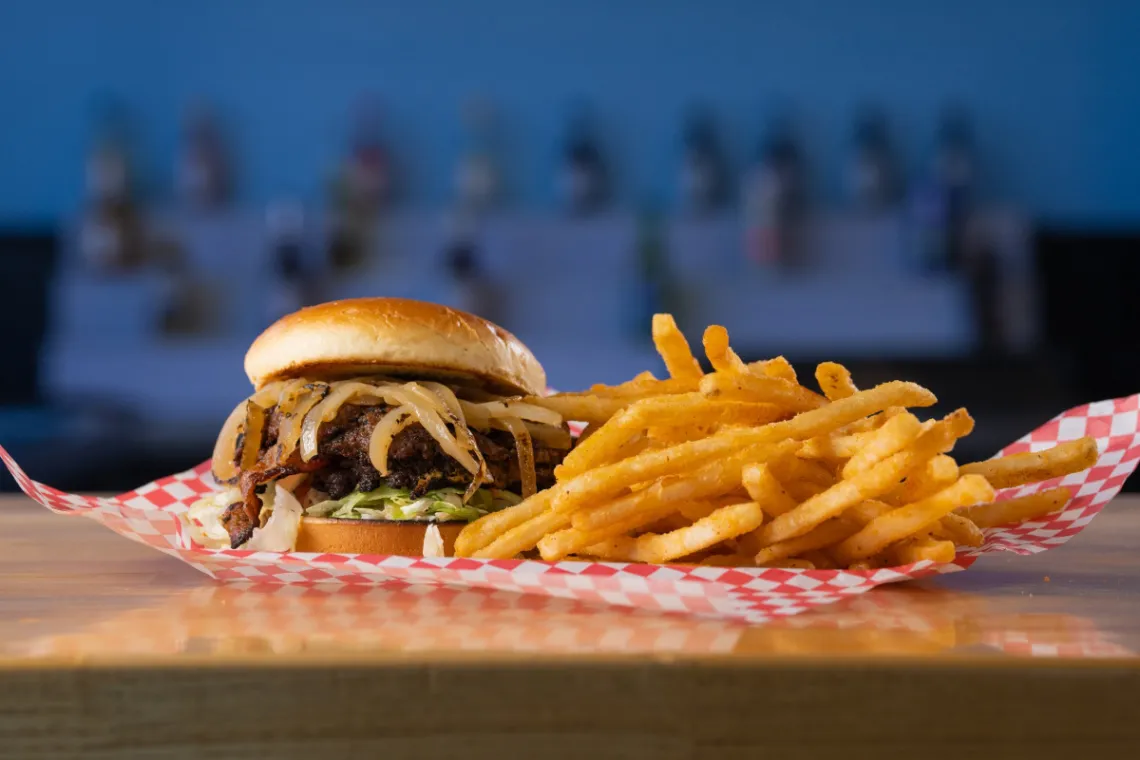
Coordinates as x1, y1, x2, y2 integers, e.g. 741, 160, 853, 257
244, 298, 545, 395
294, 517, 464, 557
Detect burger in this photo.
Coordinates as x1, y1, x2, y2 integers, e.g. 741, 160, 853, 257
185, 298, 573, 557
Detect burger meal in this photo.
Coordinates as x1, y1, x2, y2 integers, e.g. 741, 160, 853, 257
188, 298, 1100, 569
187, 297, 574, 557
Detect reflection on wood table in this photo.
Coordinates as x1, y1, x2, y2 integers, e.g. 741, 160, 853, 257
2, 494, 1139, 758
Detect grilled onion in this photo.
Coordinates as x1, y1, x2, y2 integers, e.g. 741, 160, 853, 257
367, 405, 417, 475
211, 399, 247, 483
498, 415, 537, 498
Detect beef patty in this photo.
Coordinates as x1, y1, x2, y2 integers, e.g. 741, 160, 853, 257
222, 402, 571, 547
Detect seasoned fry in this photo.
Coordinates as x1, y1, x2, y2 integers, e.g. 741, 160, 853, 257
551, 381, 935, 516
887, 537, 957, 565
832, 475, 994, 564
470, 506, 571, 560
750, 356, 798, 384
741, 463, 799, 517
700, 372, 826, 413
815, 362, 858, 401
519, 394, 630, 424
931, 512, 985, 547
768, 557, 816, 570
959, 438, 1098, 489
615, 501, 767, 564
703, 325, 749, 374
768, 454, 835, 489
753, 519, 857, 566
537, 501, 678, 561
965, 487, 1073, 529
570, 442, 790, 532
458, 313, 1099, 571
652, 313, 703, 382
563, 392, 786, 478
841, 412, 923, 478
454, 489, 554, 557
798, 431, 867, 460
757, 409, 974, 544
883, 454, 959, 506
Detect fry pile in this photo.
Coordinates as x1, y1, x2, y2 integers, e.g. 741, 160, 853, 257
454, 315, 1099, 570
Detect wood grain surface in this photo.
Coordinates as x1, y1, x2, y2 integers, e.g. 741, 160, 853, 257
2, 493, 1139, 758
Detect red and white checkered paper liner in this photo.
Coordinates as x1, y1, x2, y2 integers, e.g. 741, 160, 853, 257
3, 394, 1138, 625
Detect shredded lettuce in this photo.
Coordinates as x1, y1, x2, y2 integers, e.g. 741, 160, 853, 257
305, 485, 521, 523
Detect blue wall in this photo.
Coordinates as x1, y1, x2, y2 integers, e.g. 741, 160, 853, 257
1, 0, 1137, 222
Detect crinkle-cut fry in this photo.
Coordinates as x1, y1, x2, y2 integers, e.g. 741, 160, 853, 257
841, 412, 923, 478
959, 437, 1098, 489
615, 500, 767, 564
888, 536, 957, 565
883, 454, 959, 506
471, 506, 571, 560
570, 442, 786, 532
536, 500, 678, 561
454, 489, 553, 557
517, 394, 630, 425
652, 313, 704, 382
753, 518, 857, 566
930, 512, 985, 547
832, 475, 995, 564
703, 325, 749, 374
700, 371, 825, 413
750, 356, 797, 384
815, 361, 858, 401
550, 381, 937, 516
757, 409, 974, 545
964, 486, 1073, 529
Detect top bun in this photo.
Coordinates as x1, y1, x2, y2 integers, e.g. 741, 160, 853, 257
245, 298, 545, 395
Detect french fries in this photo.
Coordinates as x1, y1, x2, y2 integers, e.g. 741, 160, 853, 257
453, 316, 1101, 570
959, 439, 1098, 489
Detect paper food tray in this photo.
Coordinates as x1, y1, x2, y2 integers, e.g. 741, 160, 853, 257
3, 394, 1137, 624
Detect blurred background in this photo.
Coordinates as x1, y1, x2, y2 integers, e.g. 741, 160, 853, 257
1, 0, 1137, 492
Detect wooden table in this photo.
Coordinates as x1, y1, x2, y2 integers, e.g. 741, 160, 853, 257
2, 493, 1139, 758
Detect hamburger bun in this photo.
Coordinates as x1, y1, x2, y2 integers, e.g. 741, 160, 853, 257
245, 297, 545, 396
294, 517, 465, 557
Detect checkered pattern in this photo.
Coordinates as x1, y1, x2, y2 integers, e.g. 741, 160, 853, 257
3, 394, 1137, 625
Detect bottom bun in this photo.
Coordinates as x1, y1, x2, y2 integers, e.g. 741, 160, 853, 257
295, 517, 465, 557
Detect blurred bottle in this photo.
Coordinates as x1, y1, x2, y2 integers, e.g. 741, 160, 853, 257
742, 115, 805, 269
79, 97, 144, 272
454, 97, 502, 214
558, 103, 608, 215
678, 105, 729, 214
908, 107, 975, 273
266, 202, 309, 322
177, 101, 230, 210
443, 211, 496, 322
936, 107, 975, 271
328, 98, 392, 271
846, 105, 899, 212
632, 202, 672, 342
